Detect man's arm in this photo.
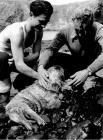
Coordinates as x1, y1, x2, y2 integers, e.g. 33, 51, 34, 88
38, 30, 66, 88
10, 26, 39, 79
87, 26, 103, 74
38, 30, 66, 68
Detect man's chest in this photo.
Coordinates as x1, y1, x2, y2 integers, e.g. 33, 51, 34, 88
68, 35, 84, 56
24, 30, 37, 48
68, 35, 95, 56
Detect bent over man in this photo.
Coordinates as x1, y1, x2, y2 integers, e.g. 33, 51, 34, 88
0, 0, 53, 108
38, 8, 103, 88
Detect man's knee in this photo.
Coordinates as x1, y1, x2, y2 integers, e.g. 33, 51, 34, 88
0, 79, 11, 94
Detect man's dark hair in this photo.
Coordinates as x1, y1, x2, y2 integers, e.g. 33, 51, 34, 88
72, 8, 93, 26
30, 0, 53, 20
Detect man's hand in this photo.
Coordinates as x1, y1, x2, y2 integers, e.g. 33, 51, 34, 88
38, 65, 51, 89
67, 69, 89, 86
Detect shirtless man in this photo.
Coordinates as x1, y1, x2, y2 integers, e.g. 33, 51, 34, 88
0, 0, 53, 107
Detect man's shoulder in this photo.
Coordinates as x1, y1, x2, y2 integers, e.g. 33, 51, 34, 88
92, 22, 103, 39
93, 21, 103, 30
0, 22, 23, 40
9, 22, 23, 31
9, 22, 21, 28
9, 22, 24, 37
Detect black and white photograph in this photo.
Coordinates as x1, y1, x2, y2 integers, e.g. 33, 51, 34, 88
0, 0, 103, 139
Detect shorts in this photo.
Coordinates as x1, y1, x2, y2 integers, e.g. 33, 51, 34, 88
0, 51, 10, 80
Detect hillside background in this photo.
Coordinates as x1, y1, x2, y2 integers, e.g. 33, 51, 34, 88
0, 0, 103, 32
